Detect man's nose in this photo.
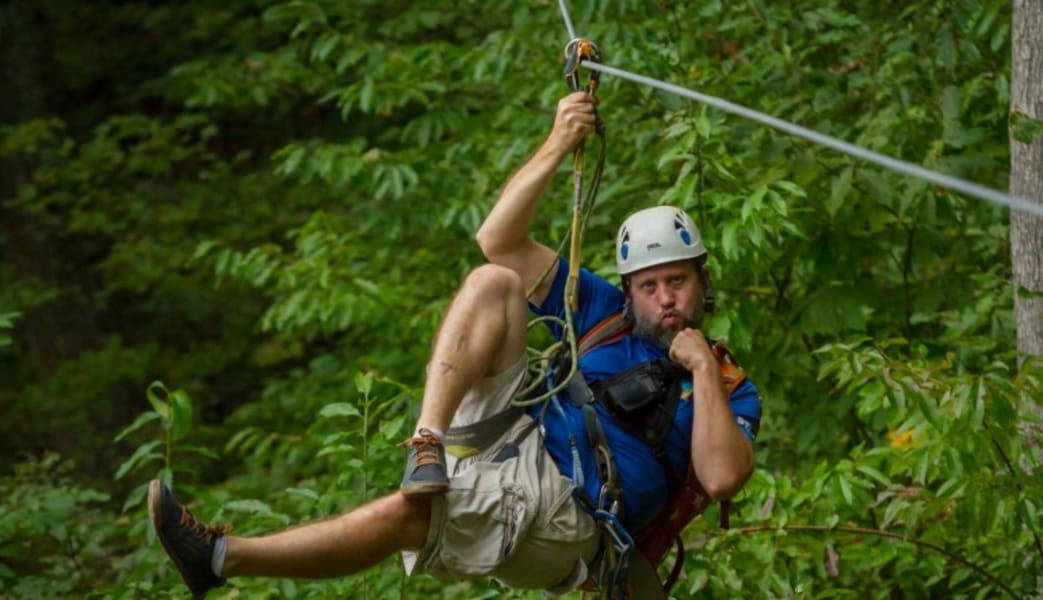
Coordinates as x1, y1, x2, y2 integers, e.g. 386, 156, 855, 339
657, 287, 676, 307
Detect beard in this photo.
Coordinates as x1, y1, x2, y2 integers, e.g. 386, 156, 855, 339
632, 300, 704, 349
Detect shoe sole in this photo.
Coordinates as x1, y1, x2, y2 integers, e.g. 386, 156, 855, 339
399, 481, 449, 497
148, 480, 207, 599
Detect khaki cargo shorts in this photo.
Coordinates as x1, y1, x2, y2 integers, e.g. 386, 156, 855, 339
402, 358, 599, 593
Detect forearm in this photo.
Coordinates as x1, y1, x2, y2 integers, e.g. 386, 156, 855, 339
689, 368, 755, 500
476, 137, 570, 259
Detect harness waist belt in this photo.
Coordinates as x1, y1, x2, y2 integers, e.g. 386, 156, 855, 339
443, 405, 525, 458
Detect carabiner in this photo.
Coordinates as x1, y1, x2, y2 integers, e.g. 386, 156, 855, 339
563, 38, 602, 94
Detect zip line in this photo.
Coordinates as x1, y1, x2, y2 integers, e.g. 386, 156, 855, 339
557, 0, 577, 41
555, 3, 1043, 218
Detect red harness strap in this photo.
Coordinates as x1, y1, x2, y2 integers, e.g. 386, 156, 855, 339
634, 342, 747, 593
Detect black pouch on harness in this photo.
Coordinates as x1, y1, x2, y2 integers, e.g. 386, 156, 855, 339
592, 359, 688, 447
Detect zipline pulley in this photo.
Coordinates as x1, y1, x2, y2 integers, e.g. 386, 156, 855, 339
564, 38, 602, 96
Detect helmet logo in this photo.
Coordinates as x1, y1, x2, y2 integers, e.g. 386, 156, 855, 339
674, 212, 692, 246
619, 229, 630, 261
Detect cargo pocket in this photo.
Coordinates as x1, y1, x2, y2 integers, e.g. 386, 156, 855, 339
533, 472, 598, 544
440, 465, 532, 577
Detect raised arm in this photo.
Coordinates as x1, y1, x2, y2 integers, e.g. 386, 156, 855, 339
476, 92, 598, 306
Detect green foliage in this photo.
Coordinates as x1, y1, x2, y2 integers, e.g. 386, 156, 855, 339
0, 454, 113, 598
1, 0, 1039, 597
0, 311, 16, 348
113, 382, 219, 514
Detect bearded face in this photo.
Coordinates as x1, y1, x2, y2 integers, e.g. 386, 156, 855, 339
625, 260, 707, 349
631, 293, 705, 348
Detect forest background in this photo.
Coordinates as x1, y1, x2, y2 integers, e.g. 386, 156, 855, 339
1, 0, 1041, 598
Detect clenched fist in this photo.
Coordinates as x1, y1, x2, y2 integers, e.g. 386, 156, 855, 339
669, 328, 719, 374
547, 91, 598, 153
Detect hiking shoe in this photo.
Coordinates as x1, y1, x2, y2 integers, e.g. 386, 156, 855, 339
399, 428, 449, 496
148, 479, 231, 598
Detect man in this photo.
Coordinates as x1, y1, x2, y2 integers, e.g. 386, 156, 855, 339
149, 91, 761, 597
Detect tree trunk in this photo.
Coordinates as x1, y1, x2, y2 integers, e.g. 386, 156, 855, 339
1010, 0, 1043, 367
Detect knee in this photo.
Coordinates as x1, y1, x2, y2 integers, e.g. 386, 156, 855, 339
387, 492, 431, 551
461, 264, 524, 300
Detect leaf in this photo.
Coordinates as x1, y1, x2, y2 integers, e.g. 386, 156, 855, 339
940, 85, 961, 122
182, 444, 220, 460
319, 402, 361, 419
169, 389, 193, 441
862, 170, 892, 203
145, 381, 172, 423
359, 78, 374, 113
225, 499, 272, 515
969, 378, 985, 430
317, 444, 356, 457
285, 487, 321, 502
773, 180, 807, 199
113, 411, 161, 442
827, 167, 852, 217
379, 414, 407, 440
1016, 286, 1043, 299
855, 465, 890, 486
741, 185, 768, 222
1010, 111, 1043, 144
354, 371, 374, 397
837, 475, 854, 505
121, 481, 150, 514
114, 440, 162, 481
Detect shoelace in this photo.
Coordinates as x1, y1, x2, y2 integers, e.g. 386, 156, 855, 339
178, 506, 232, 544
402, 431, 442, 468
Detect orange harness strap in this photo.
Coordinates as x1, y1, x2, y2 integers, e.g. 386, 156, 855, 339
578, 311, 748, 597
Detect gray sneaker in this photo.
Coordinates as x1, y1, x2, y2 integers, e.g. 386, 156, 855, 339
148, 480, 231, 598
399, 428, 449, 496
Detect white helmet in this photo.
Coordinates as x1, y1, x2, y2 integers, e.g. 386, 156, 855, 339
615, 206, 707, 276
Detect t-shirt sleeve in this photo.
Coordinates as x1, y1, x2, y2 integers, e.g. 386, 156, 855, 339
531, 257, 625, 340
729, 378, 762, 443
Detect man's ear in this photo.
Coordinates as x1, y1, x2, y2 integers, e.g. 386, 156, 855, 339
620, 277, 633, 318
701, 265, 716, 313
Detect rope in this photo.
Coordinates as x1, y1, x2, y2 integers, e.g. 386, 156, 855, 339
511, 131, 605, 409
512, 34, 607, 409
575, 60, 1043, 218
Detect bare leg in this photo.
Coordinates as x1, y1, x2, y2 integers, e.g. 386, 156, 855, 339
222, 493, 429, 579
222, 267, 526, 579
415, 264, 529, 434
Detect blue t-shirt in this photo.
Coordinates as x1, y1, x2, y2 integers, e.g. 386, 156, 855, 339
528, 257, 762, 534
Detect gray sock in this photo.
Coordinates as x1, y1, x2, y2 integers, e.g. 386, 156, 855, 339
211, 536, 227, 577
419, 426, 445, 439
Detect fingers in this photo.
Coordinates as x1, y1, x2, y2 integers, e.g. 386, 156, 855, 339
670, 328, 716, 373
550, 92, 599, 151
558, 92, 598, 123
